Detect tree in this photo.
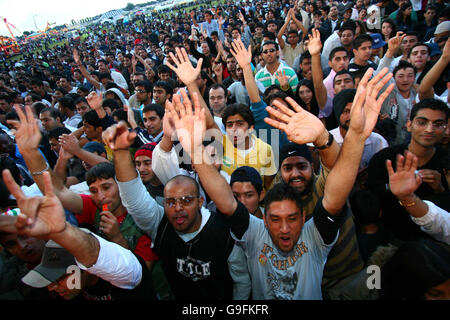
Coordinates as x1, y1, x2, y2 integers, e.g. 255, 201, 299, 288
125, 2, 135, 11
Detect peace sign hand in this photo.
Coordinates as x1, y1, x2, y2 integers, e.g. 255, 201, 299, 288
1, 170, 66, 238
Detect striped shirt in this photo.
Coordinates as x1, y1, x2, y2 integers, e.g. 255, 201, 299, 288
255, 61, 299, 93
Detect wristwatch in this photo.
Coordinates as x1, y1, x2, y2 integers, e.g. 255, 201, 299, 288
316, 132, 334, 150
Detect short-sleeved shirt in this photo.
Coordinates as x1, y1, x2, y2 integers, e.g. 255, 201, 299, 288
255, 61, 299, 93
79, 194, 158, 262
222, 134, 277, 180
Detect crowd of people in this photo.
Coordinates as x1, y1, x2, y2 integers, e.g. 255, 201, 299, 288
0, 0, 449, 301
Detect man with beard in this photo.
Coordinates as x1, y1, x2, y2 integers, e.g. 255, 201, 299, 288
330, 89, 388, 172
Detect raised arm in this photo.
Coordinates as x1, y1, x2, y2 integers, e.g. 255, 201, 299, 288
86, 91, 107, 120
73, 49, 101, 91
291, 8, 307, 37
13, 105, 83, 214
265, 97, 341, 170
59, 133, 109, 167
322, 68, 394, 214
308, 29, 328, 110
277, 12, 290, 50
1, 170, 142, 287
418, 38, 450, 100
165, 91, 237, 216
230, 39, 260, 103
1, 170, 98, 267
165, 47, 219, 131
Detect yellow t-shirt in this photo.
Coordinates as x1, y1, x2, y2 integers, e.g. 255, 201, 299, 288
222, 134, 277, 180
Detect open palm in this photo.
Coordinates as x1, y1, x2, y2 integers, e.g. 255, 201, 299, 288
165, 47, 203, 86
14, 105, 42, 154
265, 97, 325, 144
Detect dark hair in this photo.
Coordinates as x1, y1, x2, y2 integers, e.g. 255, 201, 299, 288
381, 18, 397, 39
135, 79, 153, 93
0, 155, 21, 185
262, 40, 279, 51
40, 107, 62, 120
333, 70, 354, 86
208, 83, 227, 95
349, 190, 381, 226
157, 64, 171, 74
264, 183, 302, 215
153, 80, 173, 97
112, 109, 128, 123
221, 103, 255, 128
408, 43, 431, 58
74, 96, 88, 106
97, 59, 108, 66
98, 72, 112, 81
262, 31, 276, 41
83, 110, 102, 128
86, 162, 115, 186
48, 126, 72, 140
410, 98, 449, 121
102, 98, 120, 112
32, 102, 46, 116
264, 90, 290, 106
0, 94, 12, 104
393, 60, 417, 77
353, 34, 373, 50
329, 46, 348, 61
299, 51, 312, 64
26, 93, 41, 103
142, 103, 165, 119
31, 78, 43, 87
58, 96, 76, 111
296, 79, 320, 117
340, 20, 357, 33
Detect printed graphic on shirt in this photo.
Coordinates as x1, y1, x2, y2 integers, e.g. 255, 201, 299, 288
177, 256, 211, 282
260, 242, 309, 270
267, 269, 298, 300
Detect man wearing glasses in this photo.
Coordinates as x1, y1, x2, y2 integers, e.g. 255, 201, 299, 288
255, 40, 299, 93
105, 120, 248, 300
368, 98, 449, 242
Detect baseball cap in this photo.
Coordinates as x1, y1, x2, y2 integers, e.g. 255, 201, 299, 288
21, 240, 77, 288
279, 143, 313, 165
134, 142, 157, 160
82, 141, 106, 155
369, 33, 387, 49
230, 166, 263, 191
435, 21, 450, 35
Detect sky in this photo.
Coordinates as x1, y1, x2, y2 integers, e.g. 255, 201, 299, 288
0, 0, 149, 37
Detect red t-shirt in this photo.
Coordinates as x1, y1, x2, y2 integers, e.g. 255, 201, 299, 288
79, 194, 158, 262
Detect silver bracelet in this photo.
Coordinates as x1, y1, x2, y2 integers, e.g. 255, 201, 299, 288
30, 162, 49, 176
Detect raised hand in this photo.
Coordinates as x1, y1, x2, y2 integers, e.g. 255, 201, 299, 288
265, 97, 326, 145
212, 62, 223, 78
386, 151, 422, 199
14, 105, 42, 153
102, 121, 136, 151
275, 70, 289, 90
73, 48, 81, 65
59, 133, 81, 155
165, 89, 206, 163
230, 38, 252, 68
86, 91, 103, 111
58, 144, 74, 161
1, 170, 66, 238
165, 47, 203, 86
308, 28, 322, 56
348, 67, 394, 139
387, 31, 405, 55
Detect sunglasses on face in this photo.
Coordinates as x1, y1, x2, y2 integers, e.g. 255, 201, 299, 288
164, 196, 197, 208
263, 48, 277, 54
